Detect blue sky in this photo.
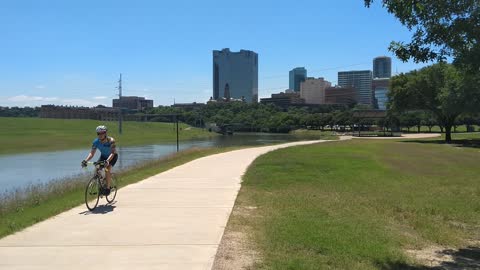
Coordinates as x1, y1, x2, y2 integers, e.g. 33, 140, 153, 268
0, 0, 431, 107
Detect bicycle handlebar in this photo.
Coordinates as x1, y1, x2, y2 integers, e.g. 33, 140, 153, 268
85, 161, 109, 171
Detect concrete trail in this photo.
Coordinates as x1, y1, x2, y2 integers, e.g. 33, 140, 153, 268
0, 140, 328, 270
340, 133, 442, 140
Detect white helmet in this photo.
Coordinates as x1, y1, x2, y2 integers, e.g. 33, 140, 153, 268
96, 125, 107, 133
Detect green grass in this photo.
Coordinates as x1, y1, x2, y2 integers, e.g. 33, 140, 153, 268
399, 132, 480, 148
0, 117, 216, 155
0, 146, 241, 239
227, 139, 480, 269
438, 132, 480, 140
289, 129, 339, 140
403, 125, 479, 133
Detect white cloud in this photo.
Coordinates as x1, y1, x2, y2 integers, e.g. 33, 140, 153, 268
35, 85, 46, 89
7, 95, 59, 102
2, 95, 109, 107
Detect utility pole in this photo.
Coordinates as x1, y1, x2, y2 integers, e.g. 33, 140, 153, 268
117, 73, 123, 135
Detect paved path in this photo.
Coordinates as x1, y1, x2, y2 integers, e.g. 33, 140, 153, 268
0, 140, 327, 270
340, 133, 442, 140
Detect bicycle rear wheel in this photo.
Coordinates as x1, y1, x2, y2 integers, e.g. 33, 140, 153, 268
85, 177, 100, 211
106, 174, 118, 203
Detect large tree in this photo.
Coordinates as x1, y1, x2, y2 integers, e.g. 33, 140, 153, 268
364, 0, 480, 72
389, 63, 476, 142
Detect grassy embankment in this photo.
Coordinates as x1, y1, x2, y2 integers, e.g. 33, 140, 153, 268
222, 133, 480, 269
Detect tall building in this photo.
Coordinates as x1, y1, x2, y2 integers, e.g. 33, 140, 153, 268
300, 77, 331, 104
372, 78, 390, 110
338, 70, 373, 105
213, 48, 258, 103
373, 56, 392, 78
289, 67, 307, 92
372, 57, 392, 109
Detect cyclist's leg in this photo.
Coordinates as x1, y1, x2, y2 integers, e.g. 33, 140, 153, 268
97, 155, 109, 193
105, 154, 118, 189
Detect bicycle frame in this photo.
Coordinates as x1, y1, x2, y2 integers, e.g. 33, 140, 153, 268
87, 161, 110, 189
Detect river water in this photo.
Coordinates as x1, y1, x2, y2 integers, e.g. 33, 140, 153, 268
0, 133, 317, 194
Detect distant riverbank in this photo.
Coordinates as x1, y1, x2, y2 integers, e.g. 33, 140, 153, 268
0, 117, 216, 155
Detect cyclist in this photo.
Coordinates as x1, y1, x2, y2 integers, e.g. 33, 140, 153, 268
81, 125, 118, 195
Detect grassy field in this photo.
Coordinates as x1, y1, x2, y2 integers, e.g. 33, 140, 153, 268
289, 129, 339, 140
224, 136, 480, 269
400, 132, 480, 148
0, 117, 216, 155
0, 146, 242, 239
403, 125, 479, 133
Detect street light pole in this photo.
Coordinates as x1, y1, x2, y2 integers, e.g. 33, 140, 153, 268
118, 73, 123, 135
176, 115, 179, 152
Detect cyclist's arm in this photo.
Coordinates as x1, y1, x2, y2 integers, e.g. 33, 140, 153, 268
84, 148, 97, 162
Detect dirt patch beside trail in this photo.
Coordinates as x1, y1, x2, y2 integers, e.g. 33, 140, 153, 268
212, 206, 261, 270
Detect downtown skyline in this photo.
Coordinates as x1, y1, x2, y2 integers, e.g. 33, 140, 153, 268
0, 0, 433, 107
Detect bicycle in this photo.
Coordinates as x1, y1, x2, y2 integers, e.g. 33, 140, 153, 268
84, 160, 118, 211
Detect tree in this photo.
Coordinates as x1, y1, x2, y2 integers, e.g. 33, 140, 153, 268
389, 63, 475, 142
457, 113, 477, 132
412, 112, 423, 133
365, 0, 480, 72
400, 112, 419, 133
0, 106, 40, 117
421, 112, 438, 133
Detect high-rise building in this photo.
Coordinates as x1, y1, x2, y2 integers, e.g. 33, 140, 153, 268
338, 70, 373, 105
372, 78, 390, 110
372, 57, 392, 109
289, 67, 307, 92
373, 56, 392, 79
300, 77, 331, 104
213, 48, 258, 103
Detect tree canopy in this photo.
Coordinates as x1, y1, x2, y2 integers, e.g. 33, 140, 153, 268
388, 63, 477, 142
365, 0, 480, 72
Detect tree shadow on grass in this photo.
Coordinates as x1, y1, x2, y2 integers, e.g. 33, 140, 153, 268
378, 246, 480, 270
401, 139, 480, 149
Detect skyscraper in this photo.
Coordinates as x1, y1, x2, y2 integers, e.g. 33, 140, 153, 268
372, 78, 389, 110
373, 56, 392, 79
338, 70, 373, 105
372, 57, 392, 109
213, 48, 258, 103
289, 67, 307, 92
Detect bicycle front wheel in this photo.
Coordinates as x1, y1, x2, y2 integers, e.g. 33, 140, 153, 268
85, 177, 100, 211
106, 174, 118, 204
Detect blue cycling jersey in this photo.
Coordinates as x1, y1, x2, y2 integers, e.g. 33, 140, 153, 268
92, 136, 116, 158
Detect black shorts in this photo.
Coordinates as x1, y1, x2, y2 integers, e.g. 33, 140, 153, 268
98, 153, 118, 167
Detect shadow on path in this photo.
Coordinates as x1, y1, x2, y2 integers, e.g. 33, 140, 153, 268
79, 203, 116, 215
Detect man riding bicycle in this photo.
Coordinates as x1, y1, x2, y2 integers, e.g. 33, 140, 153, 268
81, 125, 118, 196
